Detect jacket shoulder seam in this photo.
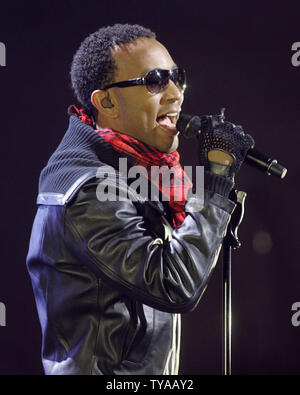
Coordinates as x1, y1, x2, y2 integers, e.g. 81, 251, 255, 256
36, 171, 97, 206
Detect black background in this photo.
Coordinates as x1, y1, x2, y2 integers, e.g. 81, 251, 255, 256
0, 0, 299, 375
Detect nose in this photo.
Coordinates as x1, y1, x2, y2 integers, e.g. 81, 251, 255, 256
160, 79, 183, 105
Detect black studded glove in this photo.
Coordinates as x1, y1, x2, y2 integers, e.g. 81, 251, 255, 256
197, 116, 254, 197
199, 117, 255, 178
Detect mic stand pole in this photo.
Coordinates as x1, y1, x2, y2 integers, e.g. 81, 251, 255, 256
222, 189, 247, 375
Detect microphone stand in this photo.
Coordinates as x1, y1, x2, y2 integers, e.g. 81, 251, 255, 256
222, 189, 247, 375
176, 107, 288, 374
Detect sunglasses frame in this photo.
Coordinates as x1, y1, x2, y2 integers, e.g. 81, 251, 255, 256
102, 67, 186, 94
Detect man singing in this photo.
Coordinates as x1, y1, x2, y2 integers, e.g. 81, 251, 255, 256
26, 24, 253, 375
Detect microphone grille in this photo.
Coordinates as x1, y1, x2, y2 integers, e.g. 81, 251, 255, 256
176, 114, 202, 138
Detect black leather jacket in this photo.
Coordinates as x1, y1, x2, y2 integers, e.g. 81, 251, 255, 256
26, 116, 235, 375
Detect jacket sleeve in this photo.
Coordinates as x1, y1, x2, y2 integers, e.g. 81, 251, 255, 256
64, 178, 235, 313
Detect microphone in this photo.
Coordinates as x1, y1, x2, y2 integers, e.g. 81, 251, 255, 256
176, 111, 287, 179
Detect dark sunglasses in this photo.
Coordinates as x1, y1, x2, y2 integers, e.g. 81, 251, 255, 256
102, 68, 186, 94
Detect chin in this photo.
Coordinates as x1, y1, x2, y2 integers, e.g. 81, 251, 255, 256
165, 136, 179, 153
151, 126, 178, 153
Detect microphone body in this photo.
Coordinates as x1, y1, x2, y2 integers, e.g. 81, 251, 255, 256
176, 113, 287, 179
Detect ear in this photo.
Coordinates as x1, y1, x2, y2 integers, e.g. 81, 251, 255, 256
91, 90, 119, 118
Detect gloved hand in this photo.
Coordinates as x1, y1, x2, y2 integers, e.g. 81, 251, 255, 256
198, 118, 255, 179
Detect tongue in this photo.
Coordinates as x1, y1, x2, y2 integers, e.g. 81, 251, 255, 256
157, 116, 177, 130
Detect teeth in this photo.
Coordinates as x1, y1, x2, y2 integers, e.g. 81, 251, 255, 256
157, 111, 180, 120
166, 112, 178, 116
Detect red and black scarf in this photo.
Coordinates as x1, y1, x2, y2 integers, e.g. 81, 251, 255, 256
68, 105, 192, 229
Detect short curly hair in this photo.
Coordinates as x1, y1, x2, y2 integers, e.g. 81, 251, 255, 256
70, 23, 156, 119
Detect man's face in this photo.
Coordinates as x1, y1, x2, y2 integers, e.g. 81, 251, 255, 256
109, 38, 184, 153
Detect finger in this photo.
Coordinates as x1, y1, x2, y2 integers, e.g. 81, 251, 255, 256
234, 125, 245, 136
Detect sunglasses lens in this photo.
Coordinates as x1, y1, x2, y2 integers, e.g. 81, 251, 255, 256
145, 69, 169, 93
171, 68, 186, 91
145, 68, 186, 93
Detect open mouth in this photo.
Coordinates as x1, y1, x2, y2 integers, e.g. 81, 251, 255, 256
156, 112, 179, 134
